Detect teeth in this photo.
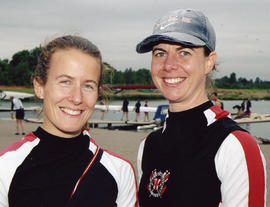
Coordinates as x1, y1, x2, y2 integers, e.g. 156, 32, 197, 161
164, 78, 184, 84
61, 108, 81, 115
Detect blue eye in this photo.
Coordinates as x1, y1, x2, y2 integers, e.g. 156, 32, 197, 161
154, 51, 166, 57
84, 83, 97, 92
85, 84, 93, 89
60, 80, 70, 85
158, 52, 166, 57
180, 51, 189, 56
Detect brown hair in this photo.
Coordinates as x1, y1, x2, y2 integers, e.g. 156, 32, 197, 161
32, 35, 103, 87
204, 46, 217, 91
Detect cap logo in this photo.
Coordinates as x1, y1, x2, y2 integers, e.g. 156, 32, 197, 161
181, 16, 191, 23
157, 15, 178, 30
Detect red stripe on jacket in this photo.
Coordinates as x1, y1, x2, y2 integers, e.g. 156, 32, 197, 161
232, 130, 266, 207
0, 132, 37, 156
210, 105, 230, 119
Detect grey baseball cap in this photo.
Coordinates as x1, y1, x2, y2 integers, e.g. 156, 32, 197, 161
136, 9, 216, 53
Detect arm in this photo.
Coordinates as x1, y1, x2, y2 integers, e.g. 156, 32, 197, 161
117, 162, 138, 207
137, 138, 146, 182
11, 99, 14, 111
0, 180, 8, 207
215, 131, 267, 207
101, 150, 138, 207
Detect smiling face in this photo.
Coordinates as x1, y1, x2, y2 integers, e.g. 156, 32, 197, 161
34, 48, 101, 138
151, 43, 216, 112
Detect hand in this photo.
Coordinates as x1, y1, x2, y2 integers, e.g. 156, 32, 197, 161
10, 112, 14, 120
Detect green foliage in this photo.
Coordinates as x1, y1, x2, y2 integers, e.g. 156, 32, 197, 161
214, 73, 270, 89
109, 68, 153, 85
0, 47, 41, 86
0, 87, 34, 94
1, 47, 269, 89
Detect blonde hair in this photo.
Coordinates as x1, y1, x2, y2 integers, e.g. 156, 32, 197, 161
32, 35, 103, 87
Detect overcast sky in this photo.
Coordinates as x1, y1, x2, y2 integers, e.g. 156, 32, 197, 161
0, 0, 269, 80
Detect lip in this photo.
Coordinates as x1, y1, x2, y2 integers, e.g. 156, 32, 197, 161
59, 107, 84, 116
163, 77, 186, 85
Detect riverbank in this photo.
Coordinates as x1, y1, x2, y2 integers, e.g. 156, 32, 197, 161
211, 88, 270, 100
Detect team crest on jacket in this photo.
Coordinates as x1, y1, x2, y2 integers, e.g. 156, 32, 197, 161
148, 169, 170, 198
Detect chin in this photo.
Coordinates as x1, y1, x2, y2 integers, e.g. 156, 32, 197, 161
60, 125, 83, 135
163, 93, 182, 102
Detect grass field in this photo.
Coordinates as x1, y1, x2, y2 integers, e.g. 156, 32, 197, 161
0, 87, 34, 94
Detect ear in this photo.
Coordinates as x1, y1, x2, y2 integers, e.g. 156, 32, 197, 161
33, 77, 44, 99
205, 52, 217, 75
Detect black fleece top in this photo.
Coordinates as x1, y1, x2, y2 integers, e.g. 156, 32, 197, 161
138, 101, 244, 207
8, 127, 93, 206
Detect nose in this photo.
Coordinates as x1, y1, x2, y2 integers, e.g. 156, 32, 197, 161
69, 85, 83, 105
164, 53, 178, 72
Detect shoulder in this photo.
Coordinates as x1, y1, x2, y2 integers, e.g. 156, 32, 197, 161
101, 149, 135, 172
215, 131, 266, 206
96, 144, 138, 206
137, 129, 162, 160
215, 130, 266, 184
0, 132, 40, 203
144, 128, 162, 147
216, 130, 261, 161
88, 134, 136, 183
0, 132, 39, 159
218, 130, 265, 167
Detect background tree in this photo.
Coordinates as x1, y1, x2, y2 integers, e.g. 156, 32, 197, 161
0, 47, 269, 89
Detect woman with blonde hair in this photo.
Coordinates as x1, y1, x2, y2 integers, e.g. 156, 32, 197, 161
0, 35, 138, 207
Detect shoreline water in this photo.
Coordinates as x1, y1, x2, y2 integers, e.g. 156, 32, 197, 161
1, 87, 270, 100
1, 99, 270, 138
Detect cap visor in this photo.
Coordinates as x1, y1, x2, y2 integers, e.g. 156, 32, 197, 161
136, 32, 206, 53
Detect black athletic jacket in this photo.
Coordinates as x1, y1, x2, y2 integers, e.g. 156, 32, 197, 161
0, 127, 138, 207
137, 101, 266, 207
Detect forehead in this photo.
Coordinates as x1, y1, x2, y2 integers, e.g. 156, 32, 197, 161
152, 43, 206, 55
153, 42, 196, 50
50, 48, 93, 62
48, 49, 101, 77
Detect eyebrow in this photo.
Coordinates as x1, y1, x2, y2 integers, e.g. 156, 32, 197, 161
152, 47, 166, 54
56, 74, 73, 80
152, 45, 195, 54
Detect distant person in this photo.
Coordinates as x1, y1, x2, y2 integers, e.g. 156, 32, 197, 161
99, 99, 106, 120
241, 100, 245, 111
245, 99, 252, 116
136, 8, 266, 206
10, 96, 25, 135
0, 35, 137, 207
121, 98, 129, 121
232, 104, 245, 119
144, 100, 150, 122
211, 92, 223, 109
135, 99, 141, 121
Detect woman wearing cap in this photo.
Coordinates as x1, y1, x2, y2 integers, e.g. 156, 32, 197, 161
0, 35, 138, 207
136, 9, 266, 207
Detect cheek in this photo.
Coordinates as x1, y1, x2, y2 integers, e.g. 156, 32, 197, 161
151, 70, 159, 86
85, 92, 98, 107
43, 87, 67, 105
151, 64, 160, 79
